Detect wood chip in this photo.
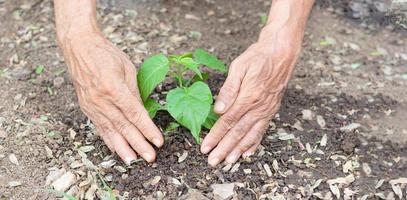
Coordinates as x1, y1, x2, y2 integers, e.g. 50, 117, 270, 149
320, 134, 328, 147
230, 163, 240, 173
222, 164, 232, 172
340, 123, 361, 132
99, 160, 117, 169
362, 163, 372, 176
263, 164, 273, 177
85, 183, 98, 200
302, 109, 313, 120
316, 115, 326, 128
389, 177, 407, 185
306, 143, 313, 154
8, 153, 19, 165
78, 145, 95, 153
211, 183, 235, 200
51, 171, 76, 192
178, 151, 188, 163
8, 181, 22, 187
151, 176, 161, 186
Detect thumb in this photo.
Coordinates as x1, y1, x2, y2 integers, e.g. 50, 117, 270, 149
214, 64, 245, 114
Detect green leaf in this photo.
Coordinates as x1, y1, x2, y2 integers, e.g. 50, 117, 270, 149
194, 49, 227, 73
260, 14, 268, 26
166, 81, 213, 143
164, 122, 180, 134
202, 107, 219, 129
191, 72, 209, 83
144, 98, 162, 118
180, 57, 202, 78
35, 65, 45, 75
137, 54, 169, 102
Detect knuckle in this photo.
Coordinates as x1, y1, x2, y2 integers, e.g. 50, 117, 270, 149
220, 84, 237, 97
220, 115, 237, 129
232, 129, 246, 140
241, 139, 256, 150
129, 140, 140, 149
127, 110, 142, 125
115, 121, 130, 134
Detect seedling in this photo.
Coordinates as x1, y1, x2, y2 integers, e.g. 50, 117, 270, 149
137, 48, 227, 143
35, 64, 45, 75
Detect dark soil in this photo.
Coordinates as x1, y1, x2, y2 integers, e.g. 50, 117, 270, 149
89, 89, 406, 199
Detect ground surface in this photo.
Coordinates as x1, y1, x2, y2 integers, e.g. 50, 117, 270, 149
0, 0, 406, 199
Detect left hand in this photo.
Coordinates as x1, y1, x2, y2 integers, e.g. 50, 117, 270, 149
200, 26, 304, 166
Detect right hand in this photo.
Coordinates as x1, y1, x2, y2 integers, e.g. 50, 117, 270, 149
60, 32, 163, 165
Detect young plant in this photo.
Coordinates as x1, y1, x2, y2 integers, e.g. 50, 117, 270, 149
137, 48, 227, 143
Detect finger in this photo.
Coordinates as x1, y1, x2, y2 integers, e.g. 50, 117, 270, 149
93, 122, 115, 152
112, 87, 164, 147
201, 91, 253, 154
242, 140, 262, 158
101, 102, 157, 162
122, 60, 142, 102
108, 128, 138, 165
92, 113, 138, 165
214, 61, 246, 114
226, 119, 268, 164
206, 112, 260, 166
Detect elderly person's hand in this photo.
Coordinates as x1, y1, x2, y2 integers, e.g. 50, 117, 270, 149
54, 0, 163, 165
201, 0, 315, 166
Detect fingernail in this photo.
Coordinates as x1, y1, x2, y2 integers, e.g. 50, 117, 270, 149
124, 156, 135, 166
242, 152, 254, 158
209, 158, 220, 167
201, 146, 211, 154
152, 138, 163, 147
214, 101, 225, 112
226, 154, 239, 164
142, 153, 154, 162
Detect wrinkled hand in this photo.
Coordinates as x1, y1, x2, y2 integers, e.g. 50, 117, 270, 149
61, 33, 163, 165
201, 27, 304, 166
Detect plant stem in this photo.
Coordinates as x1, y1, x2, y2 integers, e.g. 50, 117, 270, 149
175, 63, 184, 87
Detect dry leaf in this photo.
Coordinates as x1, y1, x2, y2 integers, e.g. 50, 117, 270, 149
329, 184, 340, 199
343, 160, 353, 173
311, 179, 323, 191
327, 174, 355, 185
391, 184, 403, 199
8, 153, 19, 165
375, 179, 385, 189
